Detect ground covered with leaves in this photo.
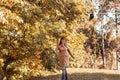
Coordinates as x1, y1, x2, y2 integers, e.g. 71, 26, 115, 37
31, 68, 120, 80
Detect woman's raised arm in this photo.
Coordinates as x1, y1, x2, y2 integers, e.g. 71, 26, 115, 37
66, 45, 75, 59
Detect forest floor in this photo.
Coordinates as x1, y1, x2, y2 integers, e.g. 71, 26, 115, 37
31, 68, 120, 80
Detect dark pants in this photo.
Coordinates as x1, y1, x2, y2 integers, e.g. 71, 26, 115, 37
62, 66, 68, 80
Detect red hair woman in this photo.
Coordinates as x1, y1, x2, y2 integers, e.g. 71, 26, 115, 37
54, 36, 75, 80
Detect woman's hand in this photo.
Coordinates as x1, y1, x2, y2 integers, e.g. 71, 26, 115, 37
74, 57, 79, 61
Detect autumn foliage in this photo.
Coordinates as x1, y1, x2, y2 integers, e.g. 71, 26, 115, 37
0, 0, 95, 79
0, 0, 120, 80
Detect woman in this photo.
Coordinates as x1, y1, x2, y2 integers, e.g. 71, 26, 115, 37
54, 36, 75, 80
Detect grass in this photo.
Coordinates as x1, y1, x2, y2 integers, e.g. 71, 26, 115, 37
30, 68, 120, 80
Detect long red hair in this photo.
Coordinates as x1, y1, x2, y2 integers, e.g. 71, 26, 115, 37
59, 36, 66, 45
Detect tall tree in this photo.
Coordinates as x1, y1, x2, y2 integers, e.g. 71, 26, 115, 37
0, 0, 93, 79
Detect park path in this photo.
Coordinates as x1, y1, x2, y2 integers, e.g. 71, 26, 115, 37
31, 68, 120, 80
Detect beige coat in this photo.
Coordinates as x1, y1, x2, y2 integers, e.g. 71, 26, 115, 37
58, 45, 69, 67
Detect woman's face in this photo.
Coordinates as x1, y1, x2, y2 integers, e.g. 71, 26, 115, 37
61, 39, 66, 44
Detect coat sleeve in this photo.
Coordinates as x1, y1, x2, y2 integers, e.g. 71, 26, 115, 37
66, 44, 75, 59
